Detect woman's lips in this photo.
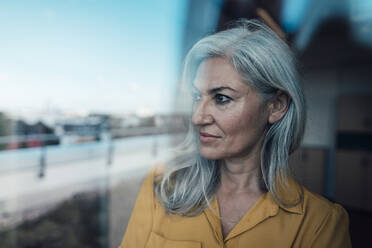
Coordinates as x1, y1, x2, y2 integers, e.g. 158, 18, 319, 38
199, 132, 220, 143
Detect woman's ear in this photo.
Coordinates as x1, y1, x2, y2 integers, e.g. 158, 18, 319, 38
268, 90, 290, 124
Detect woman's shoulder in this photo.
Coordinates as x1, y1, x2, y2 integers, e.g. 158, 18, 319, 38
299, 186, 350, 239
302, 186, 348, 218
281, 179, 349, 234
284, 177, 348, 220
296, 187, 351, 247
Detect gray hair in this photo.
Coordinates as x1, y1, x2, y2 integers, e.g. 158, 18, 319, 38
155, 19, 306, 216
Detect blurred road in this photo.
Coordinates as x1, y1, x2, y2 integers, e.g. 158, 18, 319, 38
0, 134, 181, 228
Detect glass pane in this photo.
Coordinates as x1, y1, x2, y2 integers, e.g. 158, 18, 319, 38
0, 1, 188, 247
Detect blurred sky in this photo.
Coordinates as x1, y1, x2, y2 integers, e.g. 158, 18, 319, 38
0, 0, 187, 117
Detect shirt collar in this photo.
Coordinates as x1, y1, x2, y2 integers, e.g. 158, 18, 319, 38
225, 178, 304, 241
203, 176, 304, 242
274, 176, 304, 215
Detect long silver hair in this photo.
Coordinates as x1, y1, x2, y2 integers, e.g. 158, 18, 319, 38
154, 19, 306, 216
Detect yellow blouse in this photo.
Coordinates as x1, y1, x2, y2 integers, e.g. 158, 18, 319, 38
119, 170, 352, 248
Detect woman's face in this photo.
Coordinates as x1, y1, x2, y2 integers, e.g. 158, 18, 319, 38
191, 57, 270, 160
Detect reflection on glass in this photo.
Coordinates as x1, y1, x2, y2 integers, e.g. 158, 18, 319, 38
0, 0, 188, 247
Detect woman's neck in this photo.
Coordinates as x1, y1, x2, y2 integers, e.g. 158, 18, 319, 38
219, 155, 263, 194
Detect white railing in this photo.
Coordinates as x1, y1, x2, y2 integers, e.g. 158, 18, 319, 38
0, 128, 185, 177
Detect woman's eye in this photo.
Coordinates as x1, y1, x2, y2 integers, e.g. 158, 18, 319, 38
214, 94, 231, 104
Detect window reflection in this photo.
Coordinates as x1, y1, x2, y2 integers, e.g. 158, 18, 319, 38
0, 0, 188, 247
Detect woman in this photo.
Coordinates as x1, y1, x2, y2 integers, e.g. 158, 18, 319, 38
119, 20, 351, 248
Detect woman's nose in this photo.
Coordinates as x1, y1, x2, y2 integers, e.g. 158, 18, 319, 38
191, 101, 213, 126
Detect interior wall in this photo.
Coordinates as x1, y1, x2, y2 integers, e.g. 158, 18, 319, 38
302, 65, 372, 148
302, 70, 338, 147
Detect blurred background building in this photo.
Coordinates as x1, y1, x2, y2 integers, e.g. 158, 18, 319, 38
0, 0, 371, 247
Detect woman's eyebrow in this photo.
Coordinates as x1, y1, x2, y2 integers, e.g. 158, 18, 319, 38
191, 85, 237, 94
208, 86, 237, 94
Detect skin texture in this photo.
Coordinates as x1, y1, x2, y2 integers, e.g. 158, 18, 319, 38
192, 57, 269, 161
191, 57, 289, 238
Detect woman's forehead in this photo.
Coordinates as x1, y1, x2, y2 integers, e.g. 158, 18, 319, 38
193, 57, 251, 93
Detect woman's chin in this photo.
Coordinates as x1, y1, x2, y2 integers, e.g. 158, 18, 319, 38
200, 149, 224, 160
